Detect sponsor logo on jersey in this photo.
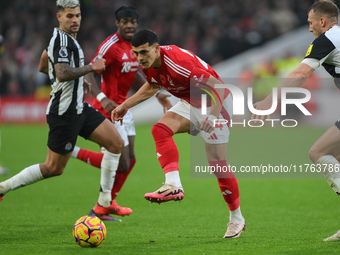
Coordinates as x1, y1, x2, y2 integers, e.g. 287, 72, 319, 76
305, 44, 313, 57
151, 77, 157, 83
157, 152, 162, 158
122, 53, 128, 60
59, 47, 68, 57
121, 61, 139, 73
165, 86, 185, 92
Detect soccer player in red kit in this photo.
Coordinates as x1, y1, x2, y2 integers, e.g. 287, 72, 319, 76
70, 6, 171, 221
113, 30, 246, 238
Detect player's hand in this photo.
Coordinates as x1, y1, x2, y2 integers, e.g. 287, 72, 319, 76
84, 79, 91, 94
112, 104, 128, 125
200, 119, 214, 133
101, 98, 118, 115
156, 93, 172, 113
252, 97, 272, 121
92, 58, 106, 72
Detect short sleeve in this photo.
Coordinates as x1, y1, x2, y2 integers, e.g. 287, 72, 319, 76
53, 44, 72, 64
304, 34, 335, 62
190, 67, 213, 81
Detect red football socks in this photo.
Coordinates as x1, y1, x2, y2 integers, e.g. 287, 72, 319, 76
151, 123, 179, 173
77, 149, 137, 200
209, 160, 240, 211
111, 158, 136, 200
77, 148, 103, 168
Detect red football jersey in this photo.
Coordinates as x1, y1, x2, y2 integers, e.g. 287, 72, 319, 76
91, 32, 139, 119
142, 45, 228, 108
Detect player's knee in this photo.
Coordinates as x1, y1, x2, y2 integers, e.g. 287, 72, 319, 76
151, 124, 159, 138
119, 160, 130, 173
106, 137, 124, 154
151, 123, 172, 140
40, 163, 65, 178
308, 146, 320, 164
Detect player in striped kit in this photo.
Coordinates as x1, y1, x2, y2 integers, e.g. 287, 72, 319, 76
113, 30, 246, 238
253, 0, 340, 241
0, 0, 124, 216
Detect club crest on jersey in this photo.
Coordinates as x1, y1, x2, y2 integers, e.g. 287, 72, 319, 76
167, 75, 174, 86
59, 47, 68, 57
130, 49, 135, 58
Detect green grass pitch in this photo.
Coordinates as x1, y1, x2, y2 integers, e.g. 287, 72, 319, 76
1, 124, 340, 254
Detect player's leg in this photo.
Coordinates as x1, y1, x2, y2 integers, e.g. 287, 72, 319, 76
309, 125, 340, 241
197, 92, 244, 238
111, 136, 136, 201
0, 148, 71, 201
110, 112, 136, 201
85, 120, 130, 220
0, 111, 77, 200
70, 122, 129, 169
309, 125, 340, 196
87, 117, 123, 204
71, 145, 103, 168
204, 142, 245, 238
144, 105, 191, 203
78, 105, 124, 218
102, 124, 133, 218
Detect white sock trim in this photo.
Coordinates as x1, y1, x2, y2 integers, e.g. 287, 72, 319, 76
229, 206, 245, 223
165, 171, 182, 187
71, 146, 81, 158
316, 155, 340, 195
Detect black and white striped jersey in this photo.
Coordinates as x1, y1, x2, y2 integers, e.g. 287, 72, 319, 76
302, 26, 340, 88
46, 28, 85, 115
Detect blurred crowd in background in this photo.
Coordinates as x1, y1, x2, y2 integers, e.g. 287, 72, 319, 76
0, 0, 332, 96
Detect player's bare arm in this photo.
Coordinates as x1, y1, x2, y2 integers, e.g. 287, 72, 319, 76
38, 50, 48, 74
133, 71, 147, 89
112, 82, 159, 122
252, 62, 315, 120
200, 75, 225, 133
133, 71, 172, 112
83, 79, 91, 94
55, 58, 106, 82
85, 71, 117, 114
156, 93, 172, 113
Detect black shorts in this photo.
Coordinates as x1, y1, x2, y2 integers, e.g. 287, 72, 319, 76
336, 120, 340, 130
47, 103, 106, 154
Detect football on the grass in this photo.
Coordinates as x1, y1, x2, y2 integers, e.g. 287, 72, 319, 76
72, 216, 106, 247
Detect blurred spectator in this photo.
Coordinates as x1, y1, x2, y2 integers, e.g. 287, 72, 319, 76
0, 0, 328, 96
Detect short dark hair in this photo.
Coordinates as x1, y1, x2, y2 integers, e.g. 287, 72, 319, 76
131, 30, 158, 47
115, 5, 139, 21
309, 0, 339, 22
